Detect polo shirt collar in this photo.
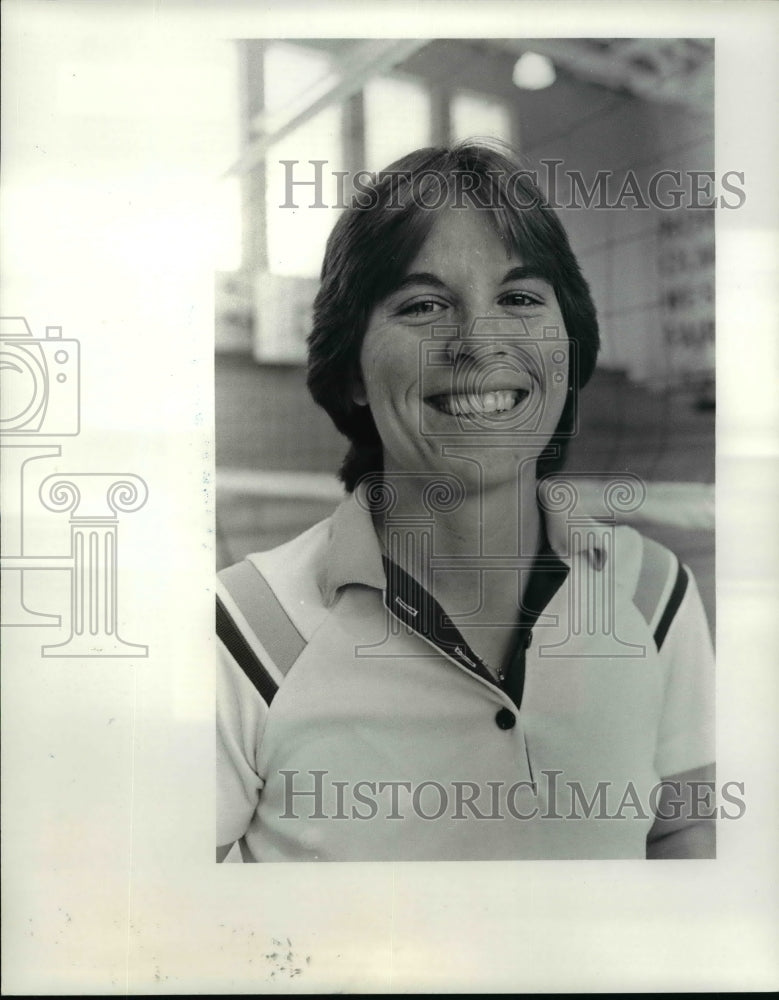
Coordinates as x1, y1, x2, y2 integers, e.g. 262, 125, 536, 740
320, 479, 607, 605
320, 482, 386, 606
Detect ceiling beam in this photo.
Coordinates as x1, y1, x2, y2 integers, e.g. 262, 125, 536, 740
226, 38, 430, 177
494, 38, 712, 112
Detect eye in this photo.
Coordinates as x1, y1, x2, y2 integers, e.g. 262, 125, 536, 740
498, 291, 544, 308
396, 298, 447, 318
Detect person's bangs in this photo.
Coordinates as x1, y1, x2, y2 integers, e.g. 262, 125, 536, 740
365, 167, 558, 299
488, 202, 557, 281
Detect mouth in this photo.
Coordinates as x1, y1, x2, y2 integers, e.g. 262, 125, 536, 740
424, 387, 530, 418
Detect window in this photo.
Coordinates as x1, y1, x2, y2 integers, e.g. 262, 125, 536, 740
363, 75, 432, 173
450, 89, 513, 145
263, 43, 344, 278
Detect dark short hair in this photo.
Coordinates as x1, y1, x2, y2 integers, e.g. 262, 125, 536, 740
306, 141, 600, 491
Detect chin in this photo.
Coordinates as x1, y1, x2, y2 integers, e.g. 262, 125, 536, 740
429, 446, 546, 489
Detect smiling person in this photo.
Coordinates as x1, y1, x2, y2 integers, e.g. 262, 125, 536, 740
216, 142, 716, 862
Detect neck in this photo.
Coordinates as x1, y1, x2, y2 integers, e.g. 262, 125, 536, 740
371, 457, 542, 582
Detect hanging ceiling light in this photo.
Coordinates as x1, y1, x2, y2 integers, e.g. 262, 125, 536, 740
512, 52, 556, 90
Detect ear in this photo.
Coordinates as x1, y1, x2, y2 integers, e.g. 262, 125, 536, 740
351, 372, 368, 406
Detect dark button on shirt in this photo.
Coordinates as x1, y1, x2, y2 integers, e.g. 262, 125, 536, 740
495, 707, 516, 730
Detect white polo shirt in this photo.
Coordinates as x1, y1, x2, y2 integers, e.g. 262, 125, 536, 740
216, 487, 714, 861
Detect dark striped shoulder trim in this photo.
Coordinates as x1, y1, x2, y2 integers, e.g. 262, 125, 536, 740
653, 560, 689, 651
633, 535, 690, 651
216, 595, 279, 704
219, 560, 305, 677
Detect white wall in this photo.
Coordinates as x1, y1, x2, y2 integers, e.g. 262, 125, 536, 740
522, 75, 714, 385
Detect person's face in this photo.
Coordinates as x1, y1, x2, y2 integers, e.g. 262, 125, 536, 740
355, 205, 571, 489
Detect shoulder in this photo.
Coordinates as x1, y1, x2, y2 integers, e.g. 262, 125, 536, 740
219, 515, 334, 640
613, 526, 691, 652
216, 515, 336, 709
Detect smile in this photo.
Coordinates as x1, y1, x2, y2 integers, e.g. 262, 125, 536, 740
425, 388, 529, 417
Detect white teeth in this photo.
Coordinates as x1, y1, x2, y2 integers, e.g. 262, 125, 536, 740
432, 389, 522, 416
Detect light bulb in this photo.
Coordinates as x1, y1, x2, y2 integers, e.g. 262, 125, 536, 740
512, 52, 556, 90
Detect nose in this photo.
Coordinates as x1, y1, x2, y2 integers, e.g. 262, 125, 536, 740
444, 315, 528, 364
445, 339, 509, 366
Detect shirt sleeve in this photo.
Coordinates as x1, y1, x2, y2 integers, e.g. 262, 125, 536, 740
216, 639, 268, 846
653, 566, 715, 778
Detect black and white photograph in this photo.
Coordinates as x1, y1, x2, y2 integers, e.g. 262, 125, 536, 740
216, 37, 720, 864
2, 0, 777, 994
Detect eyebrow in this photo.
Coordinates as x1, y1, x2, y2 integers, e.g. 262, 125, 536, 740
388, 272, 448, 294
388, 266, 551, 296
499, 265, 551, 285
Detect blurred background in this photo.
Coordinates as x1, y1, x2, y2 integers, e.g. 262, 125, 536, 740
213, 37, 715, 629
